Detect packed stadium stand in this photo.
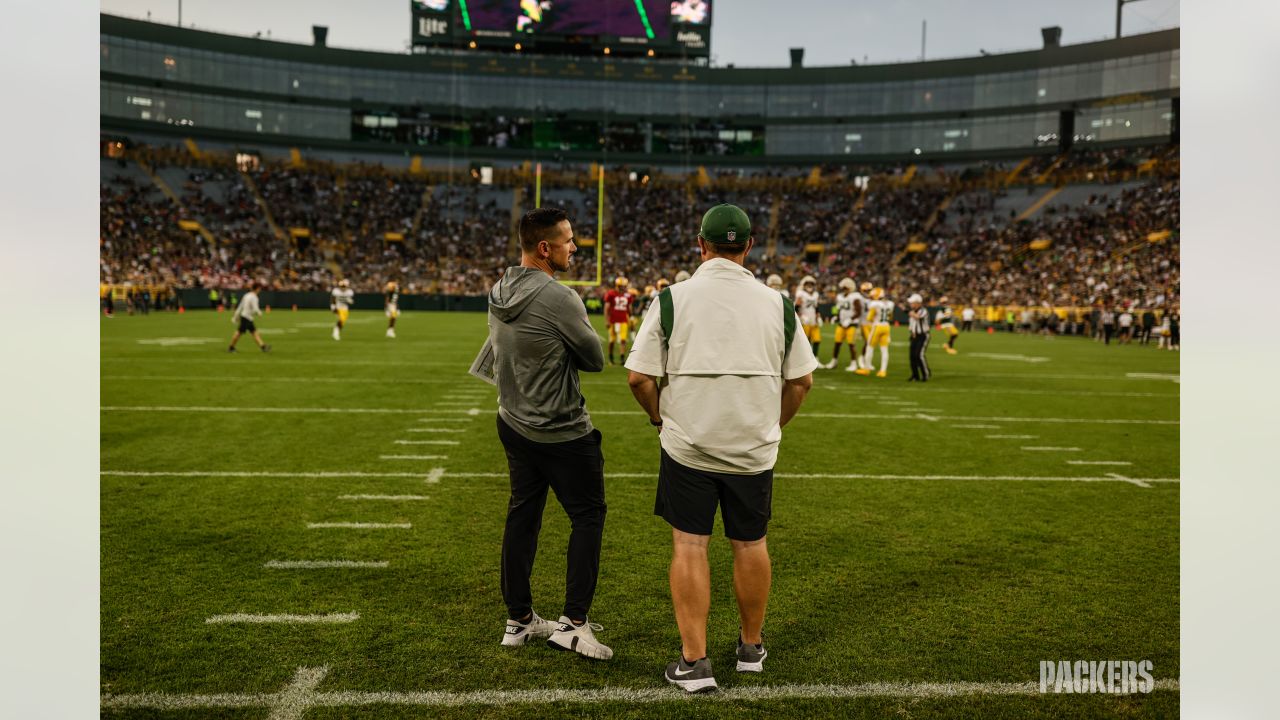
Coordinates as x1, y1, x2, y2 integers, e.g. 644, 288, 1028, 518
100, 14, 1178, 320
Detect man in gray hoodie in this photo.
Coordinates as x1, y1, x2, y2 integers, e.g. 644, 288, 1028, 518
471, 207, 612, 660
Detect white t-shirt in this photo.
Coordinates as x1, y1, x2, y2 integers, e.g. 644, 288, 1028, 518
234, 291, 261, 321
331, 287, 355, 310
1119, 312, 1133, 328
962, 308, 976, 321
794, 287, 819, 325
626, 258, 819, 474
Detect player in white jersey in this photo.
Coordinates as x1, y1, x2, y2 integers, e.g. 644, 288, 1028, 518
935, 296, 959, 354
794, 276, 822, 359
330, 278, 355, 341
765, 274, 789, 298
857, 287, 894, 377
826, 278, 865, 370
384, 281, 400, 338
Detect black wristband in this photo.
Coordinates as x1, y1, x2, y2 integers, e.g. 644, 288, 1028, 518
650, 418, 663, 427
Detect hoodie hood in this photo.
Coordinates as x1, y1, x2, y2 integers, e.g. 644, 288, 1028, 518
488, 266, 555, 323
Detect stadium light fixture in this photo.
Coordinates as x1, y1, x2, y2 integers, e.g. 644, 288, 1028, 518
514, 42, 522, 51
604, 47, 611, 55
1116, 0, 1151, 38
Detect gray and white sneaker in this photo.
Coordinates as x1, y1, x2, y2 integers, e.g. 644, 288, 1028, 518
500, 611, 558, 647
665, 656, 717, 693
546, 616, 613, 660
736, 638, 768, 672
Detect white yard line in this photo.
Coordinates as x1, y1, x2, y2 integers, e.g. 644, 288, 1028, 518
204, 613, 358, 625
418, 418, 473, 423
338, 495, 431, 501
101, 406, 475, 415
829, 386, 1177, 399
406, 428, 469, 433
101, 406, 1177, 426
952, 424, 1000, 429
268, 667, 330, 720
380, 455, 449, 460
1022, 446, 1082, 452
1107, 472, 1152, 489
101, 667, 1180, 712
394, 440, 461, 445
986, 435, 1039, 439
102, 470, 1177, 484
306, 523, 411, 529
103, 471, 442, 480
105, 375, 467, 386
264, 560, 389, 569
1066, 460, 1134, 466
1126, 372, 1180, 383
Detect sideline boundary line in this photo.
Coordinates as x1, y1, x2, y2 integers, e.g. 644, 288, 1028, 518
101, 470, 1178, 484
101, 667, 1180, 712
99, 406, 1177, 426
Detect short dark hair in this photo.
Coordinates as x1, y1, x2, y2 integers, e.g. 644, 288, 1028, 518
518, 208, 569, 253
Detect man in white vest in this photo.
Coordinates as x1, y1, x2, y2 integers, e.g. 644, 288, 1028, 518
625, 204, 817, 693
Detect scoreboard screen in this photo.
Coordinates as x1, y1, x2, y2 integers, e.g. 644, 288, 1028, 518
411, 0, 711, 58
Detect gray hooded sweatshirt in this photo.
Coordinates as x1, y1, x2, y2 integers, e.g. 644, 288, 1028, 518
472, 266, 605, 443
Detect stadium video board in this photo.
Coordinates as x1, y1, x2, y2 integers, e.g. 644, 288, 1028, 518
411, 1, 711, 58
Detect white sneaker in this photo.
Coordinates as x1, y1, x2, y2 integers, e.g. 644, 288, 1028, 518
844, 363, 859, 372
332, 328, 340, 341
500, 611, 558, 647
386, 328, 396, 338
823, 360, 837, 369
546, 616, 613, 660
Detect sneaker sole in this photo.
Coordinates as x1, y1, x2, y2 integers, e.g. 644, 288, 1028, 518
667, 676, 718, 693
736, 659, 765, 672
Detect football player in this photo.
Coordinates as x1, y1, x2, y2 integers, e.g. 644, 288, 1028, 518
384, 281, 400, 339
828, 277, 865, 370
765, 274, 789, 298
330, 278, 355, 341
603, 276, 634, 365
858, 287, 894, 377
795, 275, 822, 358
856, 281, 875, 371
935, 295, 959, 354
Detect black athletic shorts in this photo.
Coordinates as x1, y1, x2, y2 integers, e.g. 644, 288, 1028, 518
238, 317, 256, 333
654, 450, 773, 541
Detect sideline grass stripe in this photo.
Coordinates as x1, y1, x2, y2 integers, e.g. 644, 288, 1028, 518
205, 613, 358, 625
394, 440, 461, 445
264, 560, 389, 569
101, 668, 1181, 711
307, 522, 411, 529
380, 454, 449, 460
406, 428, 468, 433
102, 470, 1178, 484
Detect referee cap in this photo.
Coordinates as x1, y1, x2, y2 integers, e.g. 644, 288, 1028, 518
698, 204, 751, 245
908, 293, 923, 303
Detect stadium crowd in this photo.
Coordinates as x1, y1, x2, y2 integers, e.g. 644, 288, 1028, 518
100, 143, 1178, 315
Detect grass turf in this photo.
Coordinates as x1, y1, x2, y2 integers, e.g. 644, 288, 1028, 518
100, 309, 1179, 718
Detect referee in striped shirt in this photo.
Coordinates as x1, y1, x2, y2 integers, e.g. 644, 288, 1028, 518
907, 293, 930, 382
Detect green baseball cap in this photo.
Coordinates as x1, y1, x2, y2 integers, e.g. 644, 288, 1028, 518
699, 204, 751, 245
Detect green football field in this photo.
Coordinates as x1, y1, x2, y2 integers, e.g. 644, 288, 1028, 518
100, 309, 1179, 718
